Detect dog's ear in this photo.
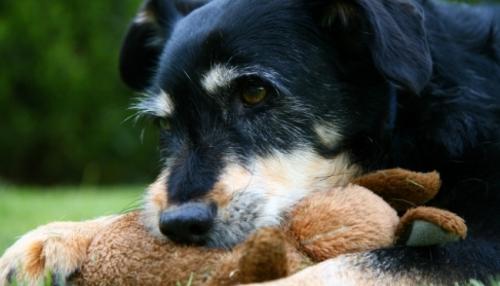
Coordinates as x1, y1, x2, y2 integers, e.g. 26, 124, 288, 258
120, 0, 209, 91
309, 0, 433, 94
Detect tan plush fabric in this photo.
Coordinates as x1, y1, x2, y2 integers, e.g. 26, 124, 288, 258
72, 169, 465, 286
288, 185, 399, 261
72, 185, 399, 286
72, 214, 313, 286
72, 212, 224, 286
207, 229, 312, 286
352, 168, 441, 212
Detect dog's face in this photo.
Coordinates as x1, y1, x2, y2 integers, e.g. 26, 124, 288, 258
120, 0, 432, 248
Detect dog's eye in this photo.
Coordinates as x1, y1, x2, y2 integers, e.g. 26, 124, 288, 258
156, 117, 172, 130
240, 86, 268, 107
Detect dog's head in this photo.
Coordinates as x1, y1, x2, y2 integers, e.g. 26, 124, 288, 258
120, 0, 432, 248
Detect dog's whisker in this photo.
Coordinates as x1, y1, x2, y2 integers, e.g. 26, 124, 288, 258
119, 197, 143, 214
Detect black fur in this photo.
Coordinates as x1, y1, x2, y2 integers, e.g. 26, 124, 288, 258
120, 0, 500, 282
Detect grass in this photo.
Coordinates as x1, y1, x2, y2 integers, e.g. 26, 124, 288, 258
0, 185, 144, 254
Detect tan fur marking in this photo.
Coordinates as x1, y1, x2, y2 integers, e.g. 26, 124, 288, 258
259, 152, 360, 195
134, 90, 174, 118
218, 163, 254, 191
314, 123, 342, 149
243, 151, 361, 228
206, 187, 232, 207
134, 8, 156, 24
146, 171, 168, 210
141, 171, 169, 239
205, 163, 253, 207
201, 64, 239, 94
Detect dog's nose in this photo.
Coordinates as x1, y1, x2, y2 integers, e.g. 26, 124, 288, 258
159, 202, 217, 244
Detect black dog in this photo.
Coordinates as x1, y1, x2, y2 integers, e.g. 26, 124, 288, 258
3, 0, 499, 284
117, 0, 500, 283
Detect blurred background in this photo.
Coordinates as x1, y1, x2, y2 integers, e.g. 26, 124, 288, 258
0, 0, 499, 252
0, 0, 158, 187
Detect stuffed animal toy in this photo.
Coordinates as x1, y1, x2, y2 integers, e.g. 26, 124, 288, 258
70, 169, 466, 286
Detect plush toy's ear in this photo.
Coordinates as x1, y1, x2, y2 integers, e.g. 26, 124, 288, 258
351, 169, 441, 212
308, 0, 433, 94
119, 0, 209, 91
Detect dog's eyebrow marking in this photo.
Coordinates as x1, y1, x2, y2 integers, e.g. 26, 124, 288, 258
133, 89, 174, 117
134, 10, 155, 24
201, 64, 239, 94
314, 122, 343, 149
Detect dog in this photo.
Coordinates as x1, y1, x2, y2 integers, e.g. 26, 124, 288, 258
1, 0, 499, 284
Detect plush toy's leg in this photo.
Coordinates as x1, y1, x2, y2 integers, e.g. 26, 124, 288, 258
208, 228, 312, 286
396, 207, 467, 247
237, 229, 289, 284
0, 215, 119, 285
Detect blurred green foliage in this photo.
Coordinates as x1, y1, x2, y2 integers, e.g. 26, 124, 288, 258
0, 0, 499, 185
0, 0, 160, 185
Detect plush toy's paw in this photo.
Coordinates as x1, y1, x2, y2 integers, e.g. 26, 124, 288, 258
396, 207, 467, 247
0, 216, 117, 285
